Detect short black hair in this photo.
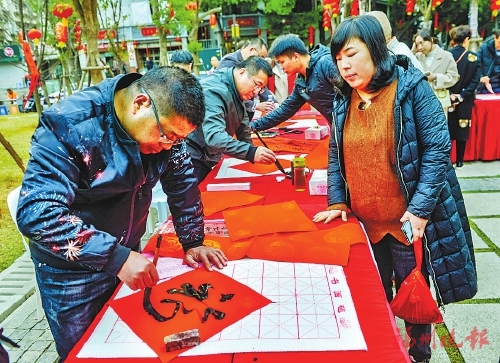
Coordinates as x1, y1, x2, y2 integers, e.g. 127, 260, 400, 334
246, 38, 268, 52
450, 25, 472, 45
268, 34, 308, 58
235, 56, 273, 77
330, 15, 396, 94
170, 50, 194, 65
133, 66, 204, 127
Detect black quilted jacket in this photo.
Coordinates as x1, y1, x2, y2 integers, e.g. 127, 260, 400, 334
327, 65, 477, 305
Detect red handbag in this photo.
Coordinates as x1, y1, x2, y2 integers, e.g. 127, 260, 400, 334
390, 237, 444, 324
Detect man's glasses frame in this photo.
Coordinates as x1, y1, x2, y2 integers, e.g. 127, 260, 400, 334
141, 87, 185, 146
251, 78, 265, 94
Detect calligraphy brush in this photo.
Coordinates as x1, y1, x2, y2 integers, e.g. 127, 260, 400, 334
144, 233, 166, 321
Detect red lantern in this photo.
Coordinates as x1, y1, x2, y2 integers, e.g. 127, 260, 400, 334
322, 9, 331, 31
433, 12, 439, 30
308, 26, 315, 47
53, 3, 73, 26
55, 22, 68, 48
350, 0, 359, 16
209, 13, 217, 29
27, 28, 42, 46
431, 0, 444, 9
406, 0, 415, 15
331, 0, 340, 17
223, 31, 228, 40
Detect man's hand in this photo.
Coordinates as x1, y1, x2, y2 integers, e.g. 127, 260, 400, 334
254, 146, 276, 164
117, 251, 159, 291
255, 101, 275, 113
184, 246, 228, 271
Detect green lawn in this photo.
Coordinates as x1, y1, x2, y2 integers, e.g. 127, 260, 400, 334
0, 112, 38, 272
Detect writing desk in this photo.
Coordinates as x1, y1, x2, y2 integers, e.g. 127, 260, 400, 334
66, 113, 410, 363
452, 94, 500, 162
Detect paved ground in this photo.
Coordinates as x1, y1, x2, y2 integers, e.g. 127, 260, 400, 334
1, 160, 500, 363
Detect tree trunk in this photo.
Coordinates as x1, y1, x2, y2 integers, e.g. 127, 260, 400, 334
150, 0, 169, 66
73, 0, 104, 85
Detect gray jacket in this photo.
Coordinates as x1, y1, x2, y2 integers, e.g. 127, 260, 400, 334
186, 67, 257, 168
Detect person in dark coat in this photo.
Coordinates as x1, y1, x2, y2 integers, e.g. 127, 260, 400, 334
448, 25, 481, 168
250, 34, 339, 131
186, 56, 276, 182
217, 38, 275, 120
476, 29, 500, 93
313, 16, 477, 363
16, 67, 227, 361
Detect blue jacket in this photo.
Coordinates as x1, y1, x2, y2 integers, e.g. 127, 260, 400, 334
17, 74, 204, 275
251, 44, 338, 131
328, 65, 477, 305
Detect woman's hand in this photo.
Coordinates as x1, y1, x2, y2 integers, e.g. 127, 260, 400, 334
400, 211, 428, 243
312, 209, 348, 224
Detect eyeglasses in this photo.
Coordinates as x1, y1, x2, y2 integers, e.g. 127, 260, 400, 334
141, 87, 185, 146
251, 78, 265, 94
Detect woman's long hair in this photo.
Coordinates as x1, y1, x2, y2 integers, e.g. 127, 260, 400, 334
330, 15, 396, 95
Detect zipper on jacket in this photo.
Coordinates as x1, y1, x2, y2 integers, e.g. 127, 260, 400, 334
395, 106, 444, 308
332, 103, 348, 200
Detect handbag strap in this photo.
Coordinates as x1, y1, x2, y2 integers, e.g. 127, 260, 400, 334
455, 49, 468, 64
414, 237, 423, 270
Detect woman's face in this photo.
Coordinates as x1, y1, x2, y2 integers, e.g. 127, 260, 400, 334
335, 38, 376, 93
414, 36, 434, 55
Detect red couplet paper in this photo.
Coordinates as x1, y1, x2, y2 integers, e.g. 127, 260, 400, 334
229, 159, 290, 175
304, 138, 329, 169
201, 191, 264, 216
223, 201, 317, 241
109, 269, 272, 363
142, 234, 252, 261
246, 223, 367, 266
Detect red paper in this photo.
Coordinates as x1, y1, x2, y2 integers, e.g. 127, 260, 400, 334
142, 234, 252, 261
109, 269, 271, 363
223, 201, 317, 241
229, 159, 289, 174
247, 223, 367, 266
201, 191, 263, 216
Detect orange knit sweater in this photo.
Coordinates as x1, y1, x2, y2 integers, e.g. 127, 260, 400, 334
343, 80, 409, 245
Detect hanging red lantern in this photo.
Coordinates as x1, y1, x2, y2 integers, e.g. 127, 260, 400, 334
331, 0, 340, 17
308, 26, 315, 47
406, 0, 415, 15
350, 0, 360, 16
433, 12, 439, 30
223, 31, 228, 40
52, 3, 73, 26
431, 0, 444, 9
257, 28, 262, 36
175, 36, 181, 42
27, 28, 42, 46
322, 9, 331, 31
209, 13, 217, 29
55, 22, 68, 48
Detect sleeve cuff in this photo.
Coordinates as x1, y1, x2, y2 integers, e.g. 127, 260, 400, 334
246, 146, 257, 163
182, 239, 204, 253
326, 203, 348, 212
102, 244, 131, 276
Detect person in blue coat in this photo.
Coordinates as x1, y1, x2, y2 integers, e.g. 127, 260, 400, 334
250, 33, 339, 131
477, 29, 500, 93
16, 66, 227, 361
312, 16, 477, 363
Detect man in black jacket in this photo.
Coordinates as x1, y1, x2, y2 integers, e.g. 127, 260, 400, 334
477, 29, 500, 93
186, 56, 276, 182
251, 34, 339, 132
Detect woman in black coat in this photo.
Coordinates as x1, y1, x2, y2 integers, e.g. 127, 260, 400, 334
448, 25, 481, 167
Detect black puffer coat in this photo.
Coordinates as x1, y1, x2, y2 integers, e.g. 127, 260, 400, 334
327, 65, 477, 305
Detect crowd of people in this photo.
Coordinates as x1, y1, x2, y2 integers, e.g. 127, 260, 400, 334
9, 13, 497, 363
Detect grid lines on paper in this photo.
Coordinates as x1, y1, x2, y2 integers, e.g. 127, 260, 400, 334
212, 261, 341, 341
